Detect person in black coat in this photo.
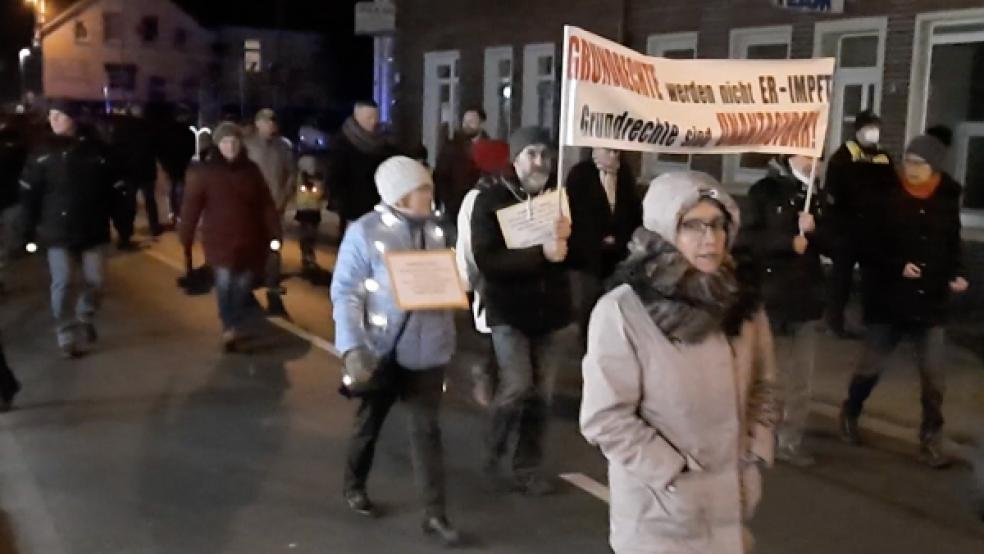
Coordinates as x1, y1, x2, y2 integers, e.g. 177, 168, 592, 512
823, 110, 897, 337
326, 101, 396, 239
739, 155, 830, 466
20, 100, 121, 357
839, 134, 969, 469
0, 114, 28, 291
110, 105, 162, 246
157, 108, 196, 226
471, 127, 572, 495
564, 148, 641, 345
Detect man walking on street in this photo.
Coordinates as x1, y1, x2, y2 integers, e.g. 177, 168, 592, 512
839, 134, 969, 469
434, 107, 488, 226
823, 110, 896, 338
471, 127, 573, 495
245, 108, 295, 316
327, 101, 395, 240
113, 104, 162, 247
20, 100, 119, 357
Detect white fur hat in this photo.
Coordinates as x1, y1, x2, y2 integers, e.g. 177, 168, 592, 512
374, 156, 433, 206
642, 171, 741, 247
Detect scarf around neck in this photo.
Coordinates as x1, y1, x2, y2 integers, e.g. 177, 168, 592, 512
608, 228, 746, 343
342, 117, 384, 155
900, 171, 942, 200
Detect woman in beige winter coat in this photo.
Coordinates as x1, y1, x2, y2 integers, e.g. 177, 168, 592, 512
580, 171, 778, 554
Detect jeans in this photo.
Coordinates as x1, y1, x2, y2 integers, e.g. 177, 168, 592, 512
774, 321, 818, 451
213, 267, 255, 332
47, 247, 105, 347
344, 366, 447, 518
487, 325, 565, 476
844, 323, 946, 444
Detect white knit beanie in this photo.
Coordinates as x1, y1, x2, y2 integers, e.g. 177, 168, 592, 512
642, 171, 741, 247
374, 156, 433, 206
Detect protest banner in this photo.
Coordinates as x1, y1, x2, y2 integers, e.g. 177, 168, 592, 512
559, 26, 834, 158
772, 0, 844, 14
495, 188, 572, 250
384, 250, 468, 310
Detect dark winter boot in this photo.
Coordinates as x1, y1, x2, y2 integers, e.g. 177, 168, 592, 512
422, 516, 461, 547
266, 288, 290, 319
918, 434, 953, 470
839, 402, 863, 446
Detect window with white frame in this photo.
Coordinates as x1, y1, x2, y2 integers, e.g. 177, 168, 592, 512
642, 32, 699, 180
909, 9, 984, 216
522, 43, 556, 135
726, 26, 792, 188
484, 46, 513, 139
814, 17, 887, 157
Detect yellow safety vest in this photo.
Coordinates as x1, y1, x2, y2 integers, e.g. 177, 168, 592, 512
845, 140, 891, 165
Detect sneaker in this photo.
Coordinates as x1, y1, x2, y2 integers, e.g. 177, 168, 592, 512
918, 444, 954, 470
0, 379, 22, 413
59, 343, 83, 359
221, 330, 239, 353
82, 323, 98, 344
512, 473, 556, 496
422, 516, 461, 547
344, 490, 376, 517
839, 404, 863, 446
776, 445, 817, 468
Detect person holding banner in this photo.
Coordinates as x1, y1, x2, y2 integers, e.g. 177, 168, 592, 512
471, 127, 573, 496
823, 110, 896, 339
581, 171, 777, 554
840, 134, 969, 469
331, 156, 460, 545
565, 148, 642, 348
739, 155, 830, 467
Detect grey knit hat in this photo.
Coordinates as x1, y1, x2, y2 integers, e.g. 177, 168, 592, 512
212, 121, 243, 144
905, 134, 947, 173
642, 171, 741, 248
508, 127, 551, 161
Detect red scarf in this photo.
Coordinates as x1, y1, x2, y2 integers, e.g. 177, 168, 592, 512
900, 172, 941, 200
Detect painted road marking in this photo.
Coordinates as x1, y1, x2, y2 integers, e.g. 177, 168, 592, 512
144, 248, 343, 360
560, 472, 611, 503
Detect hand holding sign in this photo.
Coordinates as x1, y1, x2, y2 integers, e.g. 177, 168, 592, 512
543, 217, 572, 263
495, 189, 572, 250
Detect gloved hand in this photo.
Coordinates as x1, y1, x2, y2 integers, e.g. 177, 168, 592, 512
342, 346, 379, 393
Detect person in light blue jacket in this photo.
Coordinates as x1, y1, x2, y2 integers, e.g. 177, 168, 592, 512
331, 155, 460, 546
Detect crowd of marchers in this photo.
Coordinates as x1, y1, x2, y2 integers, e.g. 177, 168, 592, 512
0, 96, 973, 551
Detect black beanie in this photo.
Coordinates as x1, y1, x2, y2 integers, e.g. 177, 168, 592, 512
47, 98, 80, 120
853, 110, 881, 132
508, 127, 551, 161
905, 135, 947, 173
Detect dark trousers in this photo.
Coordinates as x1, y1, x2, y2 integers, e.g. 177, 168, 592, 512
844, 323, 946, 444
570, 270, 603, 350
344, 366, 447, 518
487, 326, 564, 476
137, 181, 162, 235
297, 219, 319, 268
827, 242, 860, 332
0, 335, 20, 401
168, 178, 185, 224
111, 186, 135, 242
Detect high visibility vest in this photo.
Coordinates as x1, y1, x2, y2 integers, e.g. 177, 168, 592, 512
845, 140, 891, 164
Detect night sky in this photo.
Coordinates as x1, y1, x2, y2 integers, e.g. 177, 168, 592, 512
0, 0, 374, 107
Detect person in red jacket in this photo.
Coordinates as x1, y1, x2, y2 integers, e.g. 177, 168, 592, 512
179, 122, 282, 352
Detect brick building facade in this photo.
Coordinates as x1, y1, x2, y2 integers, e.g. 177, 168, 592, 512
391, 0, 984, 232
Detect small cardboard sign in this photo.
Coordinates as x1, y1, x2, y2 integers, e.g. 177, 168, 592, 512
384, 249, 469, 310
495, 189, 571, 250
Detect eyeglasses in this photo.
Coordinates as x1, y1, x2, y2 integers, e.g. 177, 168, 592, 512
678, 217, 729, 238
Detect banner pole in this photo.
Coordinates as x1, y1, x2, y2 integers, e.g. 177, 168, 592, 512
557, 26, 572, 215
800, 156, 819, 236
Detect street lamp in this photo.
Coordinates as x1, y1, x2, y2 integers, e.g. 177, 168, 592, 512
18, 48, 31, 102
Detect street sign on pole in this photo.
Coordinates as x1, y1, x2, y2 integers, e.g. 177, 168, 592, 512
355, 1, 396, 36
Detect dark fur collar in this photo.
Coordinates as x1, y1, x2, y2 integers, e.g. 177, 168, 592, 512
608, 228, 760, 343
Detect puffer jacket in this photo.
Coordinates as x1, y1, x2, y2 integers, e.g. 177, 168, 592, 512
581, 235, 777, 554
20, 128, 120, 250
331, 205, 456, 370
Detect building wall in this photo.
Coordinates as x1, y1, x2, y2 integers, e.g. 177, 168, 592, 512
211, 26, 329, 118
393, 0, 984, 178
41, 0, 212, 104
